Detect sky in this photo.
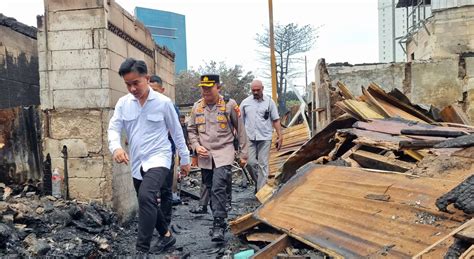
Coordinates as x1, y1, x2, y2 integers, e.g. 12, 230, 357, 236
1, 0, 379, 88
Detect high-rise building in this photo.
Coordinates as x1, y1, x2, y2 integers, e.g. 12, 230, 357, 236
378, 0, 431, 62
135, 7, 187, 73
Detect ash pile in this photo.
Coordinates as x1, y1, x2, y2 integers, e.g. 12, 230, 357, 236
0, 182, 135, 257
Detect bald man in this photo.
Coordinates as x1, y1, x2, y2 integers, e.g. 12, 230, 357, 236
240, 80, 283, 191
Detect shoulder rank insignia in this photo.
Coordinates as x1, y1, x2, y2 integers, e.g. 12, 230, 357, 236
234, 105, 241, 117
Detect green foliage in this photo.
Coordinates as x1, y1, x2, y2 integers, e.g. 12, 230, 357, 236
175, 61, 254, 105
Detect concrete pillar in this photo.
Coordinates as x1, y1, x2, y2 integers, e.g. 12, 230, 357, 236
39, 0, 176, 221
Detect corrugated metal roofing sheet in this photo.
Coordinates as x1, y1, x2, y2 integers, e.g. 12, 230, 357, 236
255, 164, 471, 258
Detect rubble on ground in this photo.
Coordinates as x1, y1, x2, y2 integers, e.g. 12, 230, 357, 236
231, 81, 474, 258
0, 182, 138, 257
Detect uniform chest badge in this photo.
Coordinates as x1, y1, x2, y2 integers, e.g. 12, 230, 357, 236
219, 123, 227, 129
195, 117, 205, 124
217, 115, 226, 122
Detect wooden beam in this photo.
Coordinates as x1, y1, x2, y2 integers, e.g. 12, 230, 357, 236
455, 224, 474, 243
460, 245, 474, 259
452, 146, 474, 159
401, 129, 467, 138
251, 234, 291, 259
413, 219, 474, 259
399, 139, 443, 149
336, 81, 356, 100
404, 150, 424, 161
229, 213, 261, 235
246, 232, 282, 243
351, 150, 415, 172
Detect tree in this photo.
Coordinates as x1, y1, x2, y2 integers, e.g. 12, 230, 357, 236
175, 61, 254, 105
175, 70, 201, 105
256, 23, 318, 114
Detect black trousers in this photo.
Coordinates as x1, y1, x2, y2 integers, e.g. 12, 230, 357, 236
201, 165, 232, 219
199, 170, 232, 207
133, 166, 172, 252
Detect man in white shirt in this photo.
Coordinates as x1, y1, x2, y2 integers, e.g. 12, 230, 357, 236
240, 80, 283, 191
108, 58, 190, 254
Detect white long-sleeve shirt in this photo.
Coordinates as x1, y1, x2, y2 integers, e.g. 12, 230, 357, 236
108, 87, 190, 180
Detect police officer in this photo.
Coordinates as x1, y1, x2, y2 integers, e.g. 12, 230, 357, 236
187, 74, 248, 242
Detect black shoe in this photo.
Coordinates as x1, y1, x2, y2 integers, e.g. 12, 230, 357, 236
189, 205, 207, 214
210, 217, 226, 242
153, 234, 176, 253
135, 249, 148, 258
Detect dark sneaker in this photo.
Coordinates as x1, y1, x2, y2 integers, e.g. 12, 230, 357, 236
189, 205, 207, 214
153, 234, 176, 253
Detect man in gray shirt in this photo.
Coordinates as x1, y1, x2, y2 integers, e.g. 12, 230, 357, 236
240, 79, 283, 191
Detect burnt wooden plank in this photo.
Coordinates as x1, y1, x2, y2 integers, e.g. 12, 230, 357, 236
452, 146, 474, 159
252, 234, 291, 259
351, 150, 414, 172
367, 83, 435, 123
454, 224, 474, 243
434, 134, 474, 148
277, 115, 356, 184
336, 81, 356, 100
413, 219, 474, 259
229, 213, 261, 235
399, 139, 443, 149
338, 128, 406, 150
246, 232, 282, 243
400, 129, 466, 137
460, 245, 474, 259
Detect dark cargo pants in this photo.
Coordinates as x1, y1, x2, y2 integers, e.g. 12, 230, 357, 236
201, 165, 232, 218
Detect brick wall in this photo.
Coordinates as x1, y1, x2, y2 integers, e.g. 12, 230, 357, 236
39, 0, 176, 221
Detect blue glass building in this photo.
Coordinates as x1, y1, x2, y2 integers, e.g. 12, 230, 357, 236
135, 7, 187, 73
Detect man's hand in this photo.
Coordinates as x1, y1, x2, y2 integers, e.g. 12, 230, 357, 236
239, 158, 247, 167
113, 148, 129, 165
196, 145, 209, 157
276, 136, 283, 151
179, 164, 191, 179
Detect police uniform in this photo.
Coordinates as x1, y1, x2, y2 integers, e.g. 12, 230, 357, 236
187, 74, 248, 241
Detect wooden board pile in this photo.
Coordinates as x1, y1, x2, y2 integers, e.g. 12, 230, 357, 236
230, 82, 474, 258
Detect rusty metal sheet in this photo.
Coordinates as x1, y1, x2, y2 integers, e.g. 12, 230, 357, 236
255, 164, 471, 258
440, 104, 471, 125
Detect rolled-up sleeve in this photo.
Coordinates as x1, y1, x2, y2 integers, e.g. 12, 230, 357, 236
164, 101, 190, 166
108, 99, 124, 155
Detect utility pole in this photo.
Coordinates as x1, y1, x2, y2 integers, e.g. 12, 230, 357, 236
268, 0, 278, 104
392, 0, 396, 62
305, 56, 308, 88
